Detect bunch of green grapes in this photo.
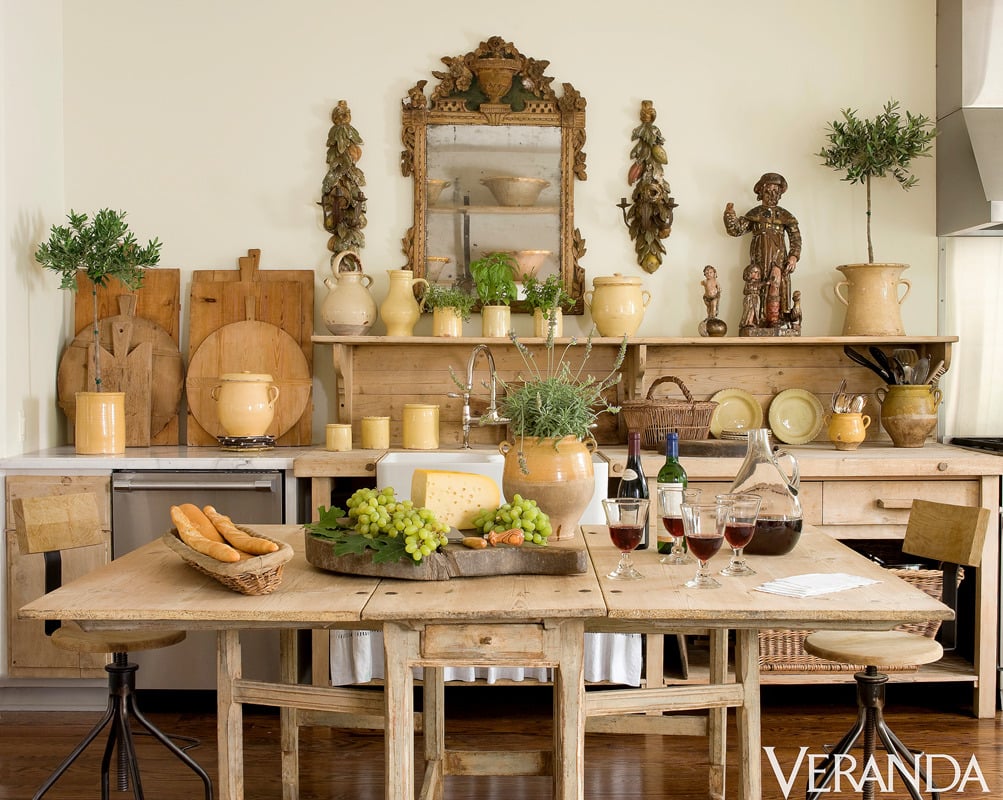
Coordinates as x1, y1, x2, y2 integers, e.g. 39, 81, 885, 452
471, 494, 553, 545
345, 486, 450, 562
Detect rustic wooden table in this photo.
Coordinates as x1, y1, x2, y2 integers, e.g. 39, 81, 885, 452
20, 525, 950, 800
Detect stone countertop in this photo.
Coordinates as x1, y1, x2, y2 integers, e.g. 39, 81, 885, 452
1, 445, 322, 471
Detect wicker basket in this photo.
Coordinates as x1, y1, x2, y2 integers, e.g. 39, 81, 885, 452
162, 527, 294, 595
620, 376, 718, 448
758, 567, 962, 672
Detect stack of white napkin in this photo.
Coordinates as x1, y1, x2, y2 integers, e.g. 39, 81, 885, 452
755, 573, 880, 598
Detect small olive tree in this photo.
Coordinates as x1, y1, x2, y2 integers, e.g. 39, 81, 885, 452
35, 209, 161, 390
818, 100, 936, 263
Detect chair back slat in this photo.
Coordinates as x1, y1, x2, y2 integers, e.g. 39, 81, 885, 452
12, 493, 105, 555
902, 499, 990, 568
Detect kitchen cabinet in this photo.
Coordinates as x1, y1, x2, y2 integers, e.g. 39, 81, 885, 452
5, 474, 111, 678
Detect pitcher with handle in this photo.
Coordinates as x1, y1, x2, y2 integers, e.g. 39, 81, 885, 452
321, 250, 377, 335
728, 428, 803, 555
380, 269, 428, 337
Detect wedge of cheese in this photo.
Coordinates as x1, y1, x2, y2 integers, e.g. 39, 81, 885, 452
411, 469, 501, 530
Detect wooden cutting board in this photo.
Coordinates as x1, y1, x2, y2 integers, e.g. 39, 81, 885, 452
187, 249, 314, 445
185, 320, 312, 443
57, 296, 184, 446
73, 269, 181, 444
305, 533, 588, 581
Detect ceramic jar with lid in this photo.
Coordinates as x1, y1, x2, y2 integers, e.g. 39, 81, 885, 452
211, 372, 280, 437
583, 273, 651, 337
321, 251, 377, 335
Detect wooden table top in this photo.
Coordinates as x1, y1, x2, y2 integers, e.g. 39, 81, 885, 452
585, 526, 952, 630
20, 525, 949, 633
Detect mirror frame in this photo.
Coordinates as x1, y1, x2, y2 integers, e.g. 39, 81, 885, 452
400, 36, 587, 314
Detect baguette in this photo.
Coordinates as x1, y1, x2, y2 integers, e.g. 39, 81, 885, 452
170, 505, 241, 562
202, 505, 280, 555
178, 503, 225, 542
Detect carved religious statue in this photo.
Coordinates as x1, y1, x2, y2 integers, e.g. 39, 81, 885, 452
723, 172, 802, 336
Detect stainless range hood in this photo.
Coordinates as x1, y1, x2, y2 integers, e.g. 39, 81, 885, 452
937, 0, 1003, 235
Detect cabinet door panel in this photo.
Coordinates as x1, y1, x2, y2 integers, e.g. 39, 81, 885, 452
5, 475, 111, 677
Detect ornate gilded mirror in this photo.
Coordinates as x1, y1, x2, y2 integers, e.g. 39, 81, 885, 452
401, 36, 587, 313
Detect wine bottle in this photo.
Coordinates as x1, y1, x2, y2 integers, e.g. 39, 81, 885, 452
617, 430, 649, 549
656, 432, 688, 554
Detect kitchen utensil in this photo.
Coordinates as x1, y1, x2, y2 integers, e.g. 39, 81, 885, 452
831, 379, 848, 413
892, 348, 919, 369
186, 320, 311, 442
926, 360, 946, 386
850, 394, 866, 413
912, 355, 930, 385
843, 346, 895, 383
869, 346, 900, 384
894, 356, 913, 385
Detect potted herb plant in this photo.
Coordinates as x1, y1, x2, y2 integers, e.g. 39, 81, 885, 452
35, 209, 162, 453
817, 99, 936, 336
522, 274, 573, 338
469, 251, 518, 337
496, 329, 627, 539
423, 283, 476, 337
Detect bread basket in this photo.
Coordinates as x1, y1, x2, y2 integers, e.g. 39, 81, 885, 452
162, 527, 293, 595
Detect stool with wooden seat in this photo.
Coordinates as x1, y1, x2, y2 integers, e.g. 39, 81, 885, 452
802, 499, 990, 800
13, 493, 213, 800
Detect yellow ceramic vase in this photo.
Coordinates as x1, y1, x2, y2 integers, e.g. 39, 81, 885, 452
827, 412, 871, 451
875, 384, 942, 448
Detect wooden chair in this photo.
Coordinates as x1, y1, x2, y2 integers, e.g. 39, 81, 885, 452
802, 499, 990, 800
13, 493, 212, 800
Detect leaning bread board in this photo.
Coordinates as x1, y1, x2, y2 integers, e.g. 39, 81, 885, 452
305, 532, 588, 581
162, 527, 294, 595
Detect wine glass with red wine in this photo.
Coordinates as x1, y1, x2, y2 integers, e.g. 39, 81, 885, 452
657, 486, 700, 565
680, 501, 727, 588
718, 493, 761, 577
602, 497, 649, 580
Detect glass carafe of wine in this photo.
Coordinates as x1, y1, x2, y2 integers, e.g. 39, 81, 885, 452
728, 428, 803, 556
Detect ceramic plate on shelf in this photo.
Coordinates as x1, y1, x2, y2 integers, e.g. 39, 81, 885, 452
709, 389, 764, 438
768, 389, 826, 445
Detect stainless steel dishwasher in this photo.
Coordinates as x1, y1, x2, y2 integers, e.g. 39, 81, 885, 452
111, 469, 284, 690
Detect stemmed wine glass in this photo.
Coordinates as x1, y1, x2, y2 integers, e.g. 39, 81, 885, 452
657, 486, 700, 565
602, 497, 649, 580
719, 493, 761, 577
680, 500, 727, 588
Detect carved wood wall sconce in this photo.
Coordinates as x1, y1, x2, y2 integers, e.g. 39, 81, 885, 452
619, 100, 677, 274
400, 35, 588, 313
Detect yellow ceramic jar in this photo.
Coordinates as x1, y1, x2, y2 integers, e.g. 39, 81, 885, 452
325, 423, 352, 451
826, 412, 871, 451
360, 416, 391, 449
583, 273, 651, 337
211, 372, 279, 437
402, 404, 439, 450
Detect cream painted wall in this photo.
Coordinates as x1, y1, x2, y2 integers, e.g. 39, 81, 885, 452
10, 0, 941, 448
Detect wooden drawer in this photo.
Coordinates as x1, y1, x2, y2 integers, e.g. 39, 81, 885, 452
821, 479, 979, 532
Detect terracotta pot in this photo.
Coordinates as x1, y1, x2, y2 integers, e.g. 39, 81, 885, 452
834, 263, 911, 336
499, 435, 596, 540
583, 273, 651, 337
74, 391, 126, 455
481, 305, 511, 337
875, 384, 942, 448
432, 307, 464, 338
827, 412, 871, 451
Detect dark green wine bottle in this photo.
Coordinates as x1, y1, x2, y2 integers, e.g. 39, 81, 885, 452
655, 432, 687, 554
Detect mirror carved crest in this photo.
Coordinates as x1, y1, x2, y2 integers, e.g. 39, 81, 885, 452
401, 36, 587, 313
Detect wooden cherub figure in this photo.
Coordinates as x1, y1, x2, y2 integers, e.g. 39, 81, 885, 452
698, 265, 727, 337
724, 172, 802, 336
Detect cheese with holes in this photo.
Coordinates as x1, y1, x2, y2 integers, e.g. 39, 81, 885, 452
411, 469, 501, 530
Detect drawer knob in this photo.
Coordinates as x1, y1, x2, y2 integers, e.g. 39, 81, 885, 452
876, 498, 913, 509
937, 462, 949, 472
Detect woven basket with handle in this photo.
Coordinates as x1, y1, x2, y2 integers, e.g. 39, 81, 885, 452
619, 375, 718, 448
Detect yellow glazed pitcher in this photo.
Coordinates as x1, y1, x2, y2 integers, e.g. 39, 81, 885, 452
827, 412, 871, 451
380, 269, 427, 337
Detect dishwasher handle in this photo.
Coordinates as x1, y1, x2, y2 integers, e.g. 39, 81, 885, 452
112, 476, 279, 491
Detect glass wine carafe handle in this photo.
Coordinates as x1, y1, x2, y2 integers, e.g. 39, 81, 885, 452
773, 449, 800, 496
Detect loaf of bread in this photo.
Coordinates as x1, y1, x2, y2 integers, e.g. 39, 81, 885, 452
202, 505, 279, 555
170, 505, 241, 562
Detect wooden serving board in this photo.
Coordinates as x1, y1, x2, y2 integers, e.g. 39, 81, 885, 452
305, 534, 588, 581
187, 249, 314, 445
185, 320, 312, 443
58, 296, 184, 446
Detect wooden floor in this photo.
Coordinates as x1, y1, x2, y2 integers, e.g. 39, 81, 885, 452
1, 683, 998, 799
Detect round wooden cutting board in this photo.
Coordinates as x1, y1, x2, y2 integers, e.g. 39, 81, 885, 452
185, 320, 311, 440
